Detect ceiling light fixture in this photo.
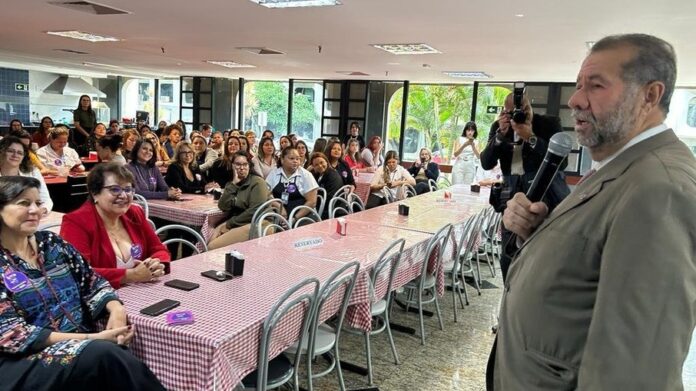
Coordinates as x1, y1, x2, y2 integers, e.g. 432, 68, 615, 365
83, 61, 120, 69
585, 41, 596, 50
205, 60, 256, 68
515, 13, 525, 17
443, 71, 492, 79
372, 43, 441, 55
46, 30, 120, 42
249, 0, 341, 8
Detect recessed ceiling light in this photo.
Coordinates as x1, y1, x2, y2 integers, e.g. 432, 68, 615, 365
387, 62, 400, 66
46, 30, 121, 42
515, 13, 524, 17
205, 60, 256, 68
237, 47, 285, 55
336, 71, 370, 76
372, 43, 441, 55
249, 0, 341, 8
585, 41, 596, 50
443, 71, 492, 79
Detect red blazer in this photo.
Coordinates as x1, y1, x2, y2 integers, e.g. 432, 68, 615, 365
60, 201, 171, 289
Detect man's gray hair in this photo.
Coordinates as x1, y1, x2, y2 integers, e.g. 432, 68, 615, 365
591, 33, 677, 114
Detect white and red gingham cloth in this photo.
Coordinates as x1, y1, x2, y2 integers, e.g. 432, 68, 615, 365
353, 172, 374, 203
147, 194, 227, 241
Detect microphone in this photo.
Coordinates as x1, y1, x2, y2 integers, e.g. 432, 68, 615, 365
525, 132, 574, 202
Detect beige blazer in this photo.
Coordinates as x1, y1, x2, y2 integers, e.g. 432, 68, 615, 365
493, 129, 696, 390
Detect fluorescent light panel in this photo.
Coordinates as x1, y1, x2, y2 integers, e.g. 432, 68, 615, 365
443, 71, 492, 79
206, 60, 256, 68
46, 30, 120, 42
249, 0, 341, 8
372, 43, 440, 55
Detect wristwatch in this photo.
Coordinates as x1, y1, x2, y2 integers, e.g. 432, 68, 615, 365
528, 135, 538, 148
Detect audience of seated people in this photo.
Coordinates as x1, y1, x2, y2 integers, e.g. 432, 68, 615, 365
367, 150, 416, 209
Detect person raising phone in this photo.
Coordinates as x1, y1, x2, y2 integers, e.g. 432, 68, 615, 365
407, 147, 440, 194
451, 121, 480, 185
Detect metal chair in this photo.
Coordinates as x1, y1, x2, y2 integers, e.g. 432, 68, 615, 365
155, 224, 208, 257
288, 206, 321, 229
315, 187, 327, 218
38, 222, 62, 234
249, 198, 283, 240
289, 261, 360, 391
436, 176, 452, 189
401, 223, 453, 345
347, 192, 365, 213
428, 178, 439, 192
476, 208, 498, 279
402, 184, 417, 198
132, 193, 149, 218
444, 214, 484, 322
257, 212, 290, 237
328, 197, 351, 219
241, 278, 320, 391
333, 185, 353, 201
343, 238, 405, 385
381, 188, 396, 204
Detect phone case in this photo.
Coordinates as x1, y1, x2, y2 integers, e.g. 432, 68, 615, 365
140, 299, 181, 316
201, 270, 233, 282
164, 279, 200, 291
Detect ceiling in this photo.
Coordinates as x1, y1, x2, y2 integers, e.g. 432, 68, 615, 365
1, 0, 695, 85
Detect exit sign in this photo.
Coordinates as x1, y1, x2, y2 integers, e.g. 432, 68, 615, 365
486, 105, 502, 114
15, 83, 29, 92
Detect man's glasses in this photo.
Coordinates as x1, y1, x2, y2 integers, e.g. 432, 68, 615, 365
104, 185, 134, 196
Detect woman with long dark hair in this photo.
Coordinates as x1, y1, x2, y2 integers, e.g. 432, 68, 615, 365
265, 145, 318, 218
251, 136, 277, 179
366, 150, 415, 208
73, 95, 96, 154
325, 140, 355, 187
127, 139, 180, 200
32, 116, 54, 148
361, 136, 384, 171
451, 121, 480, 185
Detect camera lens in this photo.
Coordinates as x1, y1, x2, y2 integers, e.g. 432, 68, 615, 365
512, 109, 527, 123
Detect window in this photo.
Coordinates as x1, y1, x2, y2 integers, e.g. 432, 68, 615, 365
243, 81, 289, 138
666, 88, 696, 157
158, 79, 180, 124
121, 78, 155, 126
291, 81, 322, 149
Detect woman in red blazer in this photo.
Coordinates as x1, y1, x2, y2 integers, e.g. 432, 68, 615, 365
61, 162, 171, 289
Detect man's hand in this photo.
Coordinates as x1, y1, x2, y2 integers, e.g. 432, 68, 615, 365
510, 101, 535, 141
503, 193, 549, 241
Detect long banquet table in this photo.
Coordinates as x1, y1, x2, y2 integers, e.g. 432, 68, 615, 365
147, 194, 227, 241
117, 184, 489, 390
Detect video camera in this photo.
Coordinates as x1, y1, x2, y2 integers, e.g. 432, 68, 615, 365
511, 81, 527, 123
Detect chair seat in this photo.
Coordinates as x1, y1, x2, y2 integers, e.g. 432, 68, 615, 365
241, 353, 293, 388
289, 324, 336, 356
371, 299, 387, 316
404, 274, 436, 290
443, 260, 455, 273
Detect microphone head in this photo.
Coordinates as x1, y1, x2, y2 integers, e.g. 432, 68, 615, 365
547, 132, 574, 157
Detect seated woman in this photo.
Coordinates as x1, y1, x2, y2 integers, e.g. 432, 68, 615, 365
361, 136, 384, 172
0, 176, 164, 390
251, 136, 277, 179
162, 124, 183, 157
61, 163, 170, 289
36, 125, 85, 174
407, 147, 440, 194
32, 116, 54, 148
344, 138, 367, 171
310, 152, 343, 218
165, 141, 217, 194
266, 146, 318, 219
326, 140, 356, 187
84, 122, 107, 156
208, 135, 239, 188
191, 134, 218, 173
239, 135, 253, 159
296, 140, 310, 168
366, 150, 416, 209
127, 139, 181, 200
208, 152, 271, 249
0, 136, 53, 213
121, 129, 140, 161
12, 129, 56, 176
96, 134, 127, 165
142, 132, 169, 167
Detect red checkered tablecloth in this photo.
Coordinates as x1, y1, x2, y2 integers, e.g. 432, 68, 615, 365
353, 172, 374, 203
147, 194, 227, 241
118, 250, 346, 391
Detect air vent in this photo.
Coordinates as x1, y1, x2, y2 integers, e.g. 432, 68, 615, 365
53, 48, 90, 54
48, 1, 131, 15
238, 47, 285, 55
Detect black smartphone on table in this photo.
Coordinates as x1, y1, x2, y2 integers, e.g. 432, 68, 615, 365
140, 299, 180, 316
164, 279, 200, 291
201, 270, 233, 282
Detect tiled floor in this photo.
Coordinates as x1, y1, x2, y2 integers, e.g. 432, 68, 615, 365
303, 260, 696, 391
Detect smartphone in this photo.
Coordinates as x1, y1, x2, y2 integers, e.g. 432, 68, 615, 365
164, 279, 199, 291
201, 270, 232, 282
140, 299, 180, 316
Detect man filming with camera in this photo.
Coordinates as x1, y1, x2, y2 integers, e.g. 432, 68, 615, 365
480, 84, 570, 281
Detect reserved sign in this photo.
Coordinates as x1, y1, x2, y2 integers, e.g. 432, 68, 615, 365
293, 237, 324, 250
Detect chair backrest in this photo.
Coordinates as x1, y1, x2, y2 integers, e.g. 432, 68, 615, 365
256, 278, 319, 391
382, 188, 395, 204
369, 238, 406, 304
452, 214, 481, 274
416, 223, 453, 289
328, 196, 351, 219
257, 211, 289, 237
437, 176, 452, 189
132, 193, 149, 218
155, 224, 208, 257
346, 192, 365, 213
333, 185, 353, 201
307, 262, 360, 365
315, 187, 327, 218
428, 179, 438, 192
403, 184, 417, 198
288, 205, 321, 229
249, 198, 283, 240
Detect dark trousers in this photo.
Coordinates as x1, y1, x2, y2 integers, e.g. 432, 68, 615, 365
366, 194, 387, 209
415, 180, 431, 194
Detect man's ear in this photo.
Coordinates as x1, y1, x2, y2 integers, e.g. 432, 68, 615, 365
643, 81, 665, 112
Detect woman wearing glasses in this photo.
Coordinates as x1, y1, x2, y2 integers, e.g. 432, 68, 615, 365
165, 141, 218, 194
208, 152, 271, 249
61, 163, 171, 289
0, 176, 165, 390
0, 137, 53, 213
